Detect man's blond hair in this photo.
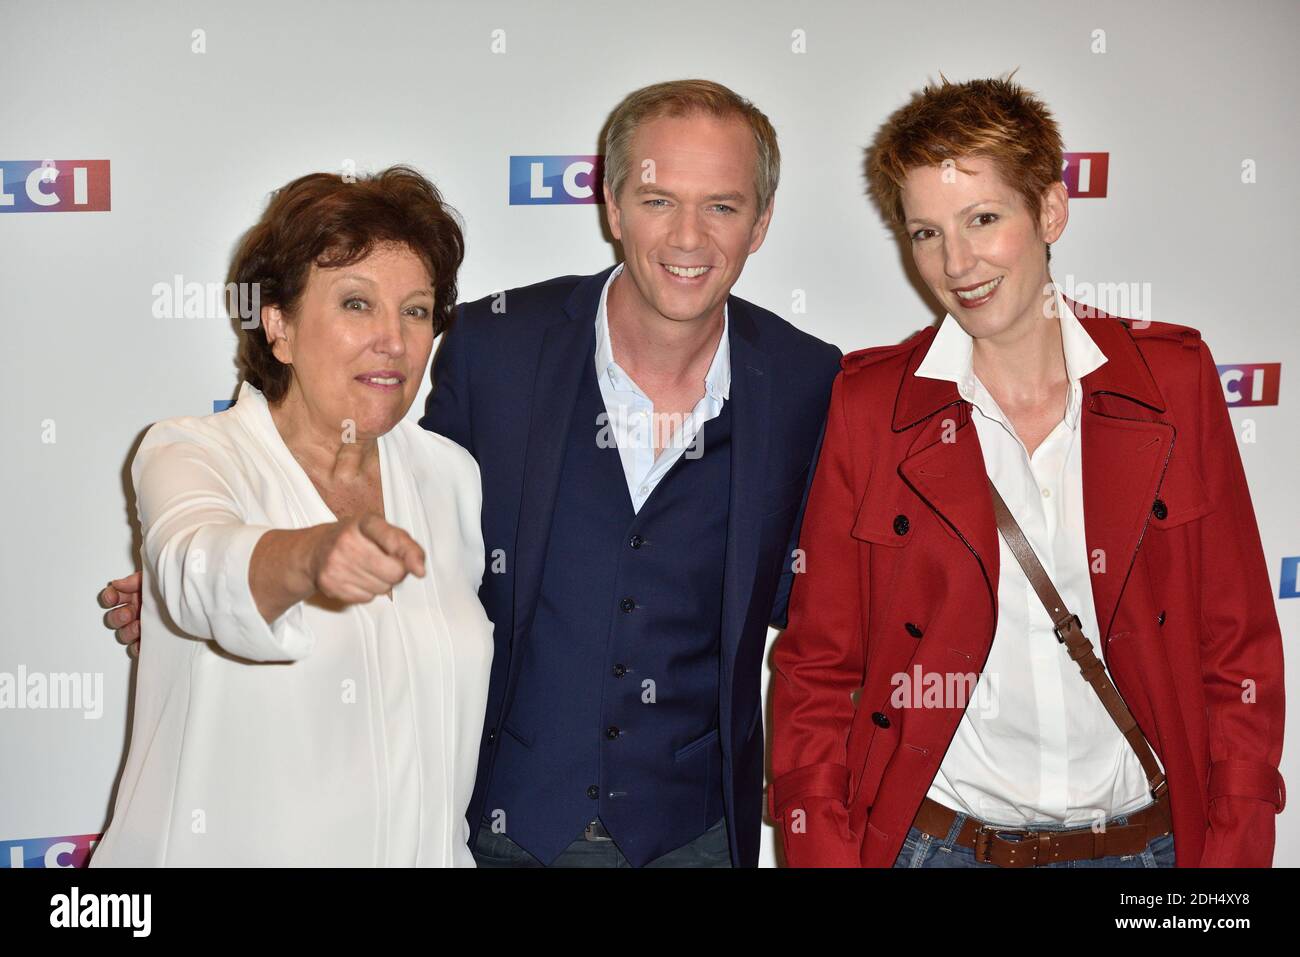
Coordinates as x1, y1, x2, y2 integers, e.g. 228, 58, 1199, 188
603, 79, 780, 216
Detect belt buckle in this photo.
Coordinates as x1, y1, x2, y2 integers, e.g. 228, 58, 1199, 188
583, 820, 612, 842
1053, 614, 1082, 644
1150, 773, 1169, 801
974, 822, 1044, 867
973, 823, 999, 863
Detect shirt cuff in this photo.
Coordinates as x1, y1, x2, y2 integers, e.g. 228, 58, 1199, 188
213, 525, 314, 662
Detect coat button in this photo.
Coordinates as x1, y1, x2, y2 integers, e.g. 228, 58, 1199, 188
613, 663, 627, 678
1157, 610, 1166, 626
486, 727, 496, 743
1152, 499, 1168, 520
620, 597, 636, 613
893, 514, 910, 536
605, 726, 621, 740
629, 534, 645, 549
905, 622, 923, 638
587, 785, 599, 800
872, 711, 891, 728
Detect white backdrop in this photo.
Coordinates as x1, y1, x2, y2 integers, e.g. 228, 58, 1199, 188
1, 0, 1295, 868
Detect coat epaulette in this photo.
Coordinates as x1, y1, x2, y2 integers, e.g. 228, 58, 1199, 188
1124, 318, 1203, 350
840, 329, 927, 374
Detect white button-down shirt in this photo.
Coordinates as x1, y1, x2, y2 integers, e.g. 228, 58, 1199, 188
593, 263, 731, 513
914, 283, 1164, 827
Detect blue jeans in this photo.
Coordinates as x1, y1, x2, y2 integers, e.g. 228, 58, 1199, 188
472, 816, 732, 868
893, 801, 1176, 868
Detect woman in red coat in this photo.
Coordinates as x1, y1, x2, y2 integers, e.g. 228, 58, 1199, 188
770, 75, 1286, 867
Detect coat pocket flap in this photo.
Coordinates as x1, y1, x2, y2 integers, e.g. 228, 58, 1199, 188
1150, 455, 1214, 528
850, 483, 912, 547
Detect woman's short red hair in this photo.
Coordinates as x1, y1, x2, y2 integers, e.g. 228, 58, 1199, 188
865, 73, 1064, 233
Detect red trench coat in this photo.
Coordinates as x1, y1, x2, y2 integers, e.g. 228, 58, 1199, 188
769, 307, 1286, 867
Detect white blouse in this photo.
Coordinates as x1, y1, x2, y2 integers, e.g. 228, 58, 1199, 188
913, 285, 1163, 827
90, 381, 494, 866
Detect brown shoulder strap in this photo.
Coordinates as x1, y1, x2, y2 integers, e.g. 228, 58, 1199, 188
987, 477, 1168, 801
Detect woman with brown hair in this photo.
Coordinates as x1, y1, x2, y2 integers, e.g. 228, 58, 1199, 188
91, 166, 494, 866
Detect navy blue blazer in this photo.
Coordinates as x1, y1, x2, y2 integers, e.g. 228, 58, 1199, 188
420, 265, 841, 865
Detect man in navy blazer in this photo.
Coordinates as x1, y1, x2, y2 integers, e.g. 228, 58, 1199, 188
420, 80, 840, 867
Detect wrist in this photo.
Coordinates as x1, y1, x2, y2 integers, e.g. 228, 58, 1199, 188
293, 525, 329, 597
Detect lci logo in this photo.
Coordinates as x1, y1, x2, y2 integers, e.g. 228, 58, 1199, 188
1, 833, 100, 867
1281, 557, 1300, 599
0, 160, 111, 213
1062, 152, 1108, 198
1218, 363, 1281, 407
510, 155, 604, 205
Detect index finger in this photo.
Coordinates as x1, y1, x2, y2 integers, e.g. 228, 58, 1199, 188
360, 516, 426, 578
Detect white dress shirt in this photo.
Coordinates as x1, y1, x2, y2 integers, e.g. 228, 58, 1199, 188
915, 283, 1164, 827
90, 381, 494, 866
593, 262, 730, 513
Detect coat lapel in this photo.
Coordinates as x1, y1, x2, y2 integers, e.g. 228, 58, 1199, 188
894, 335, 1002, 621
1076, 316, 1174, 641
510, 268, 612, 649
719, 298, 771, 710
890, 312, 1176, 648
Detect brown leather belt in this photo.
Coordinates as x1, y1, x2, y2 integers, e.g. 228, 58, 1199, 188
911, 792, 1172, 867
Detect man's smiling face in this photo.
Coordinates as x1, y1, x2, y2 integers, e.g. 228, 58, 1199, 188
604, 111, 773, 327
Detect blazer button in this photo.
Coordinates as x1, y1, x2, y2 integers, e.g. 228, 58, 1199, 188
486, 727, 496, 744
905, 622, 923, 638
893, 514, 910, 536
1152, 498, 1168, 520
620, 597, 636, 613
872, 711, 891, 728
587, 785, 600, 800
629, 534, 645, 549
605, 726, 621, 740
1157, 610, 1166, 626
613, 663, 627, 678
